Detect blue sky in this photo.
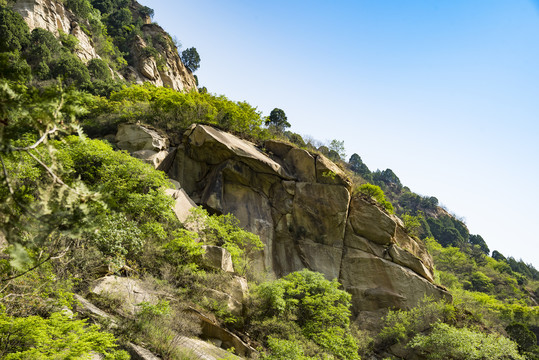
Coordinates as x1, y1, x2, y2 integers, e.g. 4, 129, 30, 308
142, 0, 539, 267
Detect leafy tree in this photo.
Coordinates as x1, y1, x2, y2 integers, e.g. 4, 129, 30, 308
469, 234, 490, 255
50, 52, 91, 86
26, 28, 62, 67
65, 0, 94, 19
181, 47, 200, 72
105, 7, 133, 34
349, 153, 370, 177
265, 108, 290, 132
254, 269, 359, 359
138, 5, 154, 19
328, 139, 346, 161
492, 250, 507, 262
373, 168, 402, 189
0, 6, 30, 52
470, 271, 494, 293
88, 58, 112, 80
0, 51, 31, 82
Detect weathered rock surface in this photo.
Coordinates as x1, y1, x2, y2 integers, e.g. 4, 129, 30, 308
165, 188, 197, 223
203, 276, 248, 316
174, 336, 243, 360
188, 308, 256, 357
126, 343, 161, 360
158, 124, 450, 313
201, 245, 234, 273
89, 276, 158, 316
116, 124, 169, 153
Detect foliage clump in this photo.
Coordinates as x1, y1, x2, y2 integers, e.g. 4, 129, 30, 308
251, 269, 360, 360
0, 310, 129, 359
355, 183, 394, 214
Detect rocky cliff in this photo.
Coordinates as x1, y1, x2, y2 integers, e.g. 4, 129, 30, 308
12, 0, 197, 91
116, 123, 451, 318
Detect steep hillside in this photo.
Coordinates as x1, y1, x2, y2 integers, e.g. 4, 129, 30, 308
0, 1, 537, 359
6, 0, 197, 91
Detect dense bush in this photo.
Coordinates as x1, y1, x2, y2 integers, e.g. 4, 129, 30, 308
86, 83, 267, 139
409, 322, 523, 360
0, 310, 129, 359
0, 6, 30, 52
252, 269, 360, 359
355, 183, 394, 213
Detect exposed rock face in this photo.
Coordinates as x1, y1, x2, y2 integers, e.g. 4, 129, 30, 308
13, 0, 99, 62
89, 276, 158, 316
201, 245, 234, 273
12, 0, 198, 91
160, 124, 451, 314
116, 123, 170, 168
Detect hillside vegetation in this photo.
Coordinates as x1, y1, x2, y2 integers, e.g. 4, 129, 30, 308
0, 1, 537, 359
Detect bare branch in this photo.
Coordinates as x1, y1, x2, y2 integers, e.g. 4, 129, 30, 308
25, 150, 71, 189
12, 125, 59, 151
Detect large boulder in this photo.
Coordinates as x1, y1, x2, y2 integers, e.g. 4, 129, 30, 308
339, 248, 450, 312
163, 124, 449, 313
201, 245, 234, 273
116, 124, 168, 153
165, 188, 197, 223
132, 149, 169, 168
89, 276, 158, 316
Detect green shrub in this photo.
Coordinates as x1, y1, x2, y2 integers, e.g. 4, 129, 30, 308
50, 52, 91, 86
261, 336, 317, 360
0, 310, 129, 359
87, 83, 266, 139
253, 269, 359, 359
163, 229, 205, 269
59, 31, 79, 52
470, 271, 494, 293
88, 58, 112, 80
409, 322, 523, 360
505, 323, 537, 352
128, 300, 200, 359
55, 136, 175, 224
355, 183, 394, 213
376, 297, 456, 348
0, 6, 30, 52
91, 212, 143, 258
401, 212, 423, 237
185, 208, 263, 275
0, 51, 31, 82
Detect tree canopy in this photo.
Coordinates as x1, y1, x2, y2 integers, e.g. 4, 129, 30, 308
181, 47, 200, 72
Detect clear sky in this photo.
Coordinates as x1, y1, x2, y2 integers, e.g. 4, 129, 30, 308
142, 0, 539, 267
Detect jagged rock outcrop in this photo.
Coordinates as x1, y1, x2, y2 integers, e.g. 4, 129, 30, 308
12, 0, 197, 91
127, 23, 198, 91
158, 124, 451, 315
